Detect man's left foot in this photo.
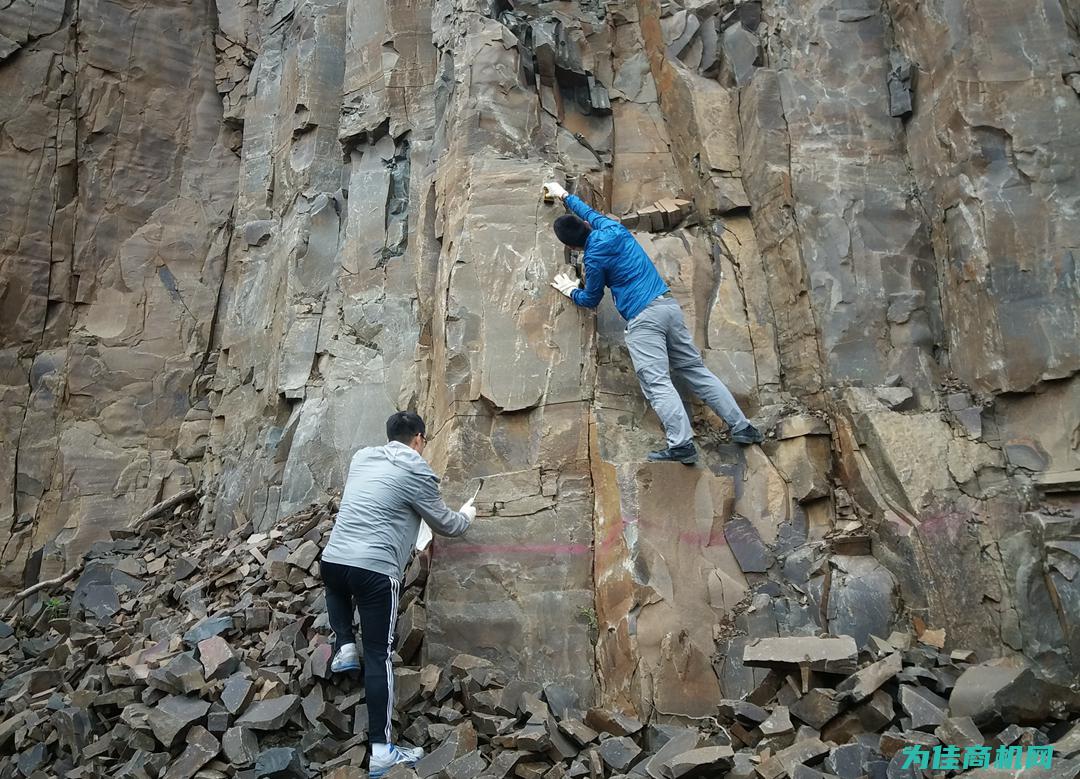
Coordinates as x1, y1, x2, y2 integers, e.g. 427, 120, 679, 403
370, 744, 425, 778
330, 643, 360, 672
731, 423, 764, 445
647, 442, 698, 464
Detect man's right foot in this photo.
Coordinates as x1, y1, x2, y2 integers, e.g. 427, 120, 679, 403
330, 642, 360, 673
647, 442, 698, 464
731, 423, 764, 445
370, 744, 425, 778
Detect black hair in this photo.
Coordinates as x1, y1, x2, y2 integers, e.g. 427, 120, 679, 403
554, 214, 591, 248
386, 411, 426, 444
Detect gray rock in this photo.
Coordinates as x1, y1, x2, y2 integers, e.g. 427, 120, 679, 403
900, 685, 948, 731
254, 747, 306, 778
221, 674, 255, 715
443, 750, 486, 779
757, 738, 830, 779
236, 695, 300, 731
724, 516, 774, 573
643, 728, 700, 779
837, 653, 902, 704
791, 688, 846, 729
161, 726, 220, 779
222, 726, 259, 766
935, 716, 984, 748
720, 24, 760, 86
827, 557, 898, 649
663, 745, 736, 778
760, 706, 794, 737
825, 743, 875, 779
183, 616, 234, 646
148, 696, 210, 747
950, 665, 1080, 726
597, 736, 642, 772
16, 743, 48, 776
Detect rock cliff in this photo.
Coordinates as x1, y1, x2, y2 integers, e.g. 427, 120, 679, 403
2, 0, 1079, 720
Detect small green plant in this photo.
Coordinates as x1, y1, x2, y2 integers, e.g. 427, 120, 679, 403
43, 596, 67, 619
577, 606, 599, 632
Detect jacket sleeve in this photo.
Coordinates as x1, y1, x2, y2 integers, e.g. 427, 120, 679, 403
411, 474, 471, 537
571, 251, 606, 309
565, 194, 620, 231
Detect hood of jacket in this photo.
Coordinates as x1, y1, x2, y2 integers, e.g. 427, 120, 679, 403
381, 441, 438, 480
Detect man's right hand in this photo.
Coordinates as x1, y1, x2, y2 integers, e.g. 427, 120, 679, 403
542, 181, 568, 201
459, 500, 477, 522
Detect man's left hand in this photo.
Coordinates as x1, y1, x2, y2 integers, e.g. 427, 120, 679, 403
551, 272, 580, 299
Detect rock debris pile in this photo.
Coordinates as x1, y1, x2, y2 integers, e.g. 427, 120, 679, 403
2, 500, 1079, 779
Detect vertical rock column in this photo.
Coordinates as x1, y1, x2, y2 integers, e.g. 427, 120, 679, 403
205, 0, 438, 532
887, 0, 1080, 394
0, 0, 237, 586
417, 7, 603, 703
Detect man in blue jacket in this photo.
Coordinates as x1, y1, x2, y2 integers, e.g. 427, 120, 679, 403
544, 182, 763, 464
321, 411, 475, 777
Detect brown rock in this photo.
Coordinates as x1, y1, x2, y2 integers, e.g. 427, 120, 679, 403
584, 709, 643, 737
197, 635, 238, 680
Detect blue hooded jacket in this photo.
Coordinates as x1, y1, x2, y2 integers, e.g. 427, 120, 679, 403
565, 195, 669, 321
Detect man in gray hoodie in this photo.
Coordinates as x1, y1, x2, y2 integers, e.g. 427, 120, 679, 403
320, 411, 475, 778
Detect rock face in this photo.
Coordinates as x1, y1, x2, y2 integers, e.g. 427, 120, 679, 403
2, 0, 1079, 730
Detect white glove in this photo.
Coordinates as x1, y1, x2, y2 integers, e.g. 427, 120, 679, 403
542, 181, 568, 201
551, 272, 580, 298
459, 500, 477, 523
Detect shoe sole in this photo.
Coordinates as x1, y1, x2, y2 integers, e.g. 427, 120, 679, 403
731, 436, 763, 445
647, 454, 698, 465
331, 662, 360, 673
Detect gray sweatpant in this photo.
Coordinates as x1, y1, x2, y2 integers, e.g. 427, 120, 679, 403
624, 295, 749, 448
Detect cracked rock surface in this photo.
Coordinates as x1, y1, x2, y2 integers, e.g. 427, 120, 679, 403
1, 0, 1079, 758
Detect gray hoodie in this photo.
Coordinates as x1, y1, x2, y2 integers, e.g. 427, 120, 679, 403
321, 441, 471, 580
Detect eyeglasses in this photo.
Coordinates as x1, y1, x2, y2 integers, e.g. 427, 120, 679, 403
419, 433, 428, 444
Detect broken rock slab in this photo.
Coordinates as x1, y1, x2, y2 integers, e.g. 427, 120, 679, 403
160, 726, 219, 779
148, 695, 211, 747
662, 745, 735, 778
836, 652, 902, 704
756, 738, 829, 779
743, 636, 859, 674
950, 664, 1080, 726
235, 694, 300, 730
254, 747, 307, 778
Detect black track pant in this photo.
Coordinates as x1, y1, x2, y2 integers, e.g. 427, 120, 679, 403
320, 560, 399, 744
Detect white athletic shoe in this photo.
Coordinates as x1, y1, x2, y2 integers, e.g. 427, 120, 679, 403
330, 643, 360, 673
370, 744, 425, 777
